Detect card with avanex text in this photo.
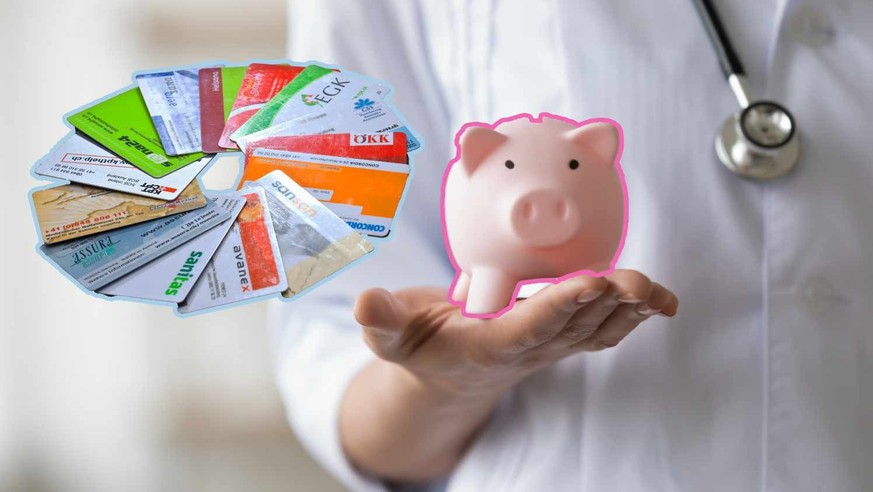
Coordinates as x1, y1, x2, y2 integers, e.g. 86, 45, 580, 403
178, 188, 287, 313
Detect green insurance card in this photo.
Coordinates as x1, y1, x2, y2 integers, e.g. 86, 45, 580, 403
66, 87, 206, 178
221, 66, 246, 120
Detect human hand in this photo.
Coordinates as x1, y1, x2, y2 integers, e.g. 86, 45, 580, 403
354, 270, 679, 398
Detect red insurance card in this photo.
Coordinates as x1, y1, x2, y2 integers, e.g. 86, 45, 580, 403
243, 132, 408, 164
218, 63, 304, 150
199, 67, 227, 153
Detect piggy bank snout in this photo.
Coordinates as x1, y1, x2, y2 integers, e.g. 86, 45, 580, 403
509, 189, 581, 247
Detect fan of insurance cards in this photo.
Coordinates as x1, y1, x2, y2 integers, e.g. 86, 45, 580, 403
28, 61, 420, 315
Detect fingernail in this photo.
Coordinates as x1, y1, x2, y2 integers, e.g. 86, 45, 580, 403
616, 294, 639, 303
577, 289, 602, 303
635, 303, 660, 316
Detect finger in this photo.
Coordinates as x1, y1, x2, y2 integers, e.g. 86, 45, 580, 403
606, 269, 654, 302
661, 290, 680, 316
393, 286, 451, 311
354, 288, 413, 361
571, 302, 652, 352
495, 275, 608, 353
551, 270, 653, 346
633, 282, 671, 315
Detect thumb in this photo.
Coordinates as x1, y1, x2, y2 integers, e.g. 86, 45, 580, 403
354, 288, 413, 361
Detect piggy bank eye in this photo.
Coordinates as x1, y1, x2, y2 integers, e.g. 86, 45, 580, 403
568, 159, 580, 170
505, 160, 515, 169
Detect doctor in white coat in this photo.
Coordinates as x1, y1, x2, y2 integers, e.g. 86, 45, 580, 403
274, 0, 873, 490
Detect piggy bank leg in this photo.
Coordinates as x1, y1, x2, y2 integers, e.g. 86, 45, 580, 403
450, 272, 471, 302
465, 267, 518, 316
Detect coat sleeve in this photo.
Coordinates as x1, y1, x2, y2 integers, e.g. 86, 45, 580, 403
272, 224, 454, 491
275, 1, 454, 489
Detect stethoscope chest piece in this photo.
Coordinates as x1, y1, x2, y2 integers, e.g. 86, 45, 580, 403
692, 0, 801, 181
716, 100, 800, 181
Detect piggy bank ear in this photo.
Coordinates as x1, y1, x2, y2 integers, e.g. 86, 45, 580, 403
459, 126, 507, 175
565, 122, 620, 165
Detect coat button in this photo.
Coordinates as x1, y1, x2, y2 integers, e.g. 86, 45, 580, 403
798, 276, 838, 315
787, 6, 836, 47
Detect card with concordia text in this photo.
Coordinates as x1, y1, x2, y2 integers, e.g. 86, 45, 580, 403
136, 69, 203, 155
241, 149, 410, 237
32, 180, 208, 244
243, 132, 408, 164
199, 66, 246, 153
217, 63, 305, 150
98, 195, 246, 303
232, 65, 420, 152
244, 170, 374, 298
40, 199, 232, 291
66, 87, 206, 178
178, 188, 287, 314
33, 133, 212, 201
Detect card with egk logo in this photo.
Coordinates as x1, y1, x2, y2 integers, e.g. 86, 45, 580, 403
232, 65, 421, 152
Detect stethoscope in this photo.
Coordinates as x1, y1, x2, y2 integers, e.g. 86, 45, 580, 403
691, 0, 800, 180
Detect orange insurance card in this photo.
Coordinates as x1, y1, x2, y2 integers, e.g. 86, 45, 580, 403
241, 149, 410, 238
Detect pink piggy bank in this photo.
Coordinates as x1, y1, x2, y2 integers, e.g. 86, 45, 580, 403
441, 113, 628, 318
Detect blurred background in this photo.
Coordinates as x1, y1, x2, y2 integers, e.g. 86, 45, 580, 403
0, 0, 344, 490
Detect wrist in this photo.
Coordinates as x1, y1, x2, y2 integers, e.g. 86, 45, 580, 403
341, 358, 514, 481
380, 359, 514, 410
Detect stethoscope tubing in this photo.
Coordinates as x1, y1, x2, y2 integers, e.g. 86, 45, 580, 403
690, 0, 746, 79
690, 0, 800, 180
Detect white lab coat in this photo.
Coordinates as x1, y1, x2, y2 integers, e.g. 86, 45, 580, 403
274, 0, 873, 490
